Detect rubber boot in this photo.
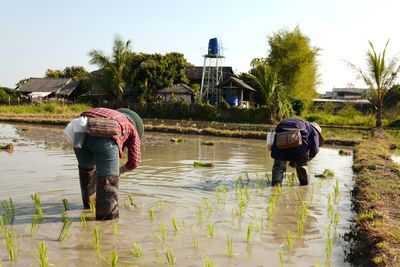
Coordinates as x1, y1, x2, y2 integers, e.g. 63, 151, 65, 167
296, 166, 309, 186
78, 166, 97, 209
271, 160, 287, 186
96, 175, 119, 220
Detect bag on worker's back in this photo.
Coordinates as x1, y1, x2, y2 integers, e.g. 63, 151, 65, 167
86, 117, 119, 137
275, 128, 302, 149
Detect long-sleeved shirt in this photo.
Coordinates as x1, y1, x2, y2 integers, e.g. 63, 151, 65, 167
271, 118, 321, 164
81, 108, 141, 170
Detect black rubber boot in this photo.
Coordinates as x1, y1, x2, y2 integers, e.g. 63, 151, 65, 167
271, 160, 287, 186
78, 166, 97, 209
296, 166, 309, 186
96, 175, 119, 220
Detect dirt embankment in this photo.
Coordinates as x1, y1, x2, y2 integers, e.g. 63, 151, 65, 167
347, 129, 400, 266
0, 113, 362, 145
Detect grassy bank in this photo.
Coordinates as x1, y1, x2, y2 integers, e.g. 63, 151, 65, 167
347, 129, 400, 266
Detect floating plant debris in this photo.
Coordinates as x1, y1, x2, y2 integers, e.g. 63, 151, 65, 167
193, 161, 214, 167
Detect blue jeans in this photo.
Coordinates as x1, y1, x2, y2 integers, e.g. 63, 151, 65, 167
74, 135, 120, 220
74, 135, 119, 177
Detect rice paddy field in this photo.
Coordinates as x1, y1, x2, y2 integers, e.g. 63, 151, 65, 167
0, 122, 355, 266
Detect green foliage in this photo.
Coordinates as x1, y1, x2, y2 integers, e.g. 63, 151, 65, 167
337, 104, 361, 118
138, 101, 271, 123
88, 35, 132, 105
0, 103, 91, 114
248, 62, 293, 122
346, 40, 400, 127
303, 111, 374, 127
266, 26, 320, 101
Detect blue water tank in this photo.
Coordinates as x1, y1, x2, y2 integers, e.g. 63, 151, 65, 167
208, 38, 220, 56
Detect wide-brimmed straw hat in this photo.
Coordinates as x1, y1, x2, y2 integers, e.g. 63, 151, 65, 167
117, 108, 144, 139
310, 122, 324, 146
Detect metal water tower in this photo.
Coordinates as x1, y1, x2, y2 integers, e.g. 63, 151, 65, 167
200, 38, 224, 104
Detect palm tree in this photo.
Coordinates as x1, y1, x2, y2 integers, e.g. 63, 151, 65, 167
249, 60, 293, 122
347, 40, 400, 128
88, 35, 132, 105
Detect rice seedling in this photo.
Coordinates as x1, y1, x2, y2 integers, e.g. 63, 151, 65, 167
172, 218, 179, 233
207, 223, 214, 238
334, 211, 340, 229
323, 169, 335, 178
244, 170, 251, 183
132, 242, 143, 258
0, 213, 4, 232
31, 214, 40, 236
80, 213, 87, 228
327, 194, 334, 219
89, 198, 96, 214
300, 201, 308, 222
157, 200, 165, 213
149, 208, 155, 220
92, 225, 101, 256
202, 255, 214, 267
108, 249, 118, 267
58, 219, 72, 242
202, 199, 213, 212
194, 161, 214, 167
127, 193, 134, 206
326, 227, 332, 260
159, 223, 166, 241
1, 198, 15, 223
197, 206, 203, 223
246, 221, 253, 242
31, 193, 43, 217
227, 234, 233, 257
60, 210, 67, 222
193, 236, 199, 250
113, 222, 119, 236
5, 228, 18, 261
164, 248, 176, 266
244, 186, 250, 200
61, 198, 69, 211
286, 230, 293, 250
279, 251, 284, 267
37, 241, 48, 267
334, 180, 340, 203
297, 219, 303, 239
182, 220, 186, 232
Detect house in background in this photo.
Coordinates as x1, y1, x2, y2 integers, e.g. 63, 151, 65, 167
313, 87, 371, 112
185, 66, 234, 86
157, 83, 194, 103
16, 78, 79, 101
218, 76, 256, 107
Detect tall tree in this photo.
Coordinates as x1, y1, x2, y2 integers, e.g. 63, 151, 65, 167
249, 60, 293, 122
347, 41, 400, 127
88, 35, 132, 105
266, 26, 320, 101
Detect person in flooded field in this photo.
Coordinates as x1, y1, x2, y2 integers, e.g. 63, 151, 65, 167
270, 118, 323, 186
73, 107, 143, 220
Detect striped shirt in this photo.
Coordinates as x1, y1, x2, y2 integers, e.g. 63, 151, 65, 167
81, 108, 141, 170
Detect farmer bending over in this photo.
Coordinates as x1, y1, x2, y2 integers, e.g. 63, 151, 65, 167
271, 118, 323, 186
74, 108, 143, 220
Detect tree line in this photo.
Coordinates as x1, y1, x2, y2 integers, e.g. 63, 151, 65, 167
3, 26, 400, 127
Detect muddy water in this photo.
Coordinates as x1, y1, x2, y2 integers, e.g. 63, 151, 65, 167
0, 122, 354, 267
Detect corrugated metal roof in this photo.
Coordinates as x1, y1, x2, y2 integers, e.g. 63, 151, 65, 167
17, 78, 79, 96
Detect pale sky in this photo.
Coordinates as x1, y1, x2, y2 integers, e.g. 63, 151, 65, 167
1, 0, 400, 93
